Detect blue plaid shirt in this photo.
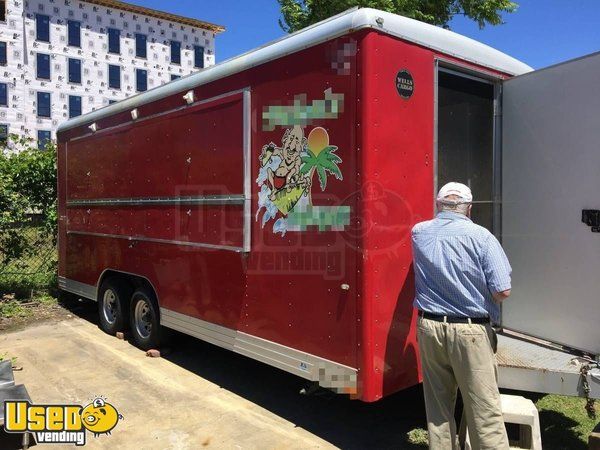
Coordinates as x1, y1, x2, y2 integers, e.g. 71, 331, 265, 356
411, 211, 512, 322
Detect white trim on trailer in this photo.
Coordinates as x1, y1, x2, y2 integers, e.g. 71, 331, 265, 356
161, 308, 357, 392
57, 8, 532, 134
242, 89, 252, 253
60, 273, 600, 398
59, 276, 97, 300
57, 276, 357, 392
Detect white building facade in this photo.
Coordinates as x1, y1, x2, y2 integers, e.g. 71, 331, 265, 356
0, 0, 224, 148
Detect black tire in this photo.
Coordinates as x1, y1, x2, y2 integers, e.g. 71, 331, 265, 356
97, 278, 132, 335
129, 288, 160, 350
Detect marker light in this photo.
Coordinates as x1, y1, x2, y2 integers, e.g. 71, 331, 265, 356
183, 90, 195, 104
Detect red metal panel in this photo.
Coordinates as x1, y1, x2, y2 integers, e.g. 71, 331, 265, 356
359, 32, 434, 401
65, 234, 247, 330
63, 91, 248, 332
60, 38, 361, 372
242, 37, 360, 370
357, 33, 509, 401
66, 94, 244, 200
67, 205, 244, 248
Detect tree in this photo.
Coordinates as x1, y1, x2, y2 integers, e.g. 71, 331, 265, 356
278, 0, 518, 33
0, 135, 57, 264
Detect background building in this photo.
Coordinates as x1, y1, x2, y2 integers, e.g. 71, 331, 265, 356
0, 0, 224, 148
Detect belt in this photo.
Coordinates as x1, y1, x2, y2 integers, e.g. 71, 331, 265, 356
418, 310, 490, 324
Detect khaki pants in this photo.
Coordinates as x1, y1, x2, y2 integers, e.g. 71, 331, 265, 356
417, 317, 509, 450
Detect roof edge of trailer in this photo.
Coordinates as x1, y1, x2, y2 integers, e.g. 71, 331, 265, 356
58, 8, 533, 134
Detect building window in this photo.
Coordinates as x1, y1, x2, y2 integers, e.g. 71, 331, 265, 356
67, 20, 81, 47
0, 42, 6, 65
0, 124, 7, 145
136, 68, 147, 92
194, 45, 204, 69
0, 83, 7, 106
170, 40, 181, 64
170, 74, 180, 81
108, 28, 120, 54
0, 1, 6, 22
108, 99, 117, 105
36, 14, 50, 42
108, 64, 121, 89
135, 33, 146, 58
69, 95, 82, 118
36, 53, 50, 80
37, 91, 51, 118
68, 58, 81, 84
38, 130, 51, 150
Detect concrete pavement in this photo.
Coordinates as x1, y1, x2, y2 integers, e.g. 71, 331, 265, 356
0, 299, 427, 449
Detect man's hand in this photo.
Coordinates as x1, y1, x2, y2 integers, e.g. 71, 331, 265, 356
260, 143, 276, 166
492, 289, 511, 304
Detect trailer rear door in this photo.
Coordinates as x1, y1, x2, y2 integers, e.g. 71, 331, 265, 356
501, 53, 600, 355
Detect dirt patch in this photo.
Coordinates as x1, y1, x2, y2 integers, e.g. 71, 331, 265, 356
0, 293, 76, 333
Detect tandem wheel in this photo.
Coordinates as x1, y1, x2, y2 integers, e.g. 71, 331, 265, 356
129, 288, 161, 350
97, 277, 133, 335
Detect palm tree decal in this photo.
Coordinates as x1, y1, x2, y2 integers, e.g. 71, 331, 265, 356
256, 126, 347, 234
300, 127, 343, 205
301, 145, 343, 192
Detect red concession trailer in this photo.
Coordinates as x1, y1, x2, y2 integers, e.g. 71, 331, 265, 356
58, 9, 599, 402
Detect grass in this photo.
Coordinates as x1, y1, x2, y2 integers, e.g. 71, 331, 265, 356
0, 293, 34, 318
0, 299, 33, 318
407, 427, 428, 447
35, 292, 58, 305
535, 394, 598, 449
0, 352, 18, 365
0, 291, 59, 333
405, 394, 597, 449
0, 226, 57, 296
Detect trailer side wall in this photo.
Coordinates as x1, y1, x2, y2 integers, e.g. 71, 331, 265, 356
58, 36, 362, 388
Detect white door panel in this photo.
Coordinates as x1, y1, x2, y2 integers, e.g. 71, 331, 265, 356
502, 53, 600, 354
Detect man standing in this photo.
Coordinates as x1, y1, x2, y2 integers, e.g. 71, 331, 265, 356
412, 182, 512, 450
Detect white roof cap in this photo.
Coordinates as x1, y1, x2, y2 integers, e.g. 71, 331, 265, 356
367, 9, 531, 75
58, 8, 532, 134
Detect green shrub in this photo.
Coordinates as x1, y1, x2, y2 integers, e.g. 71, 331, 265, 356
0, 135, 57, 293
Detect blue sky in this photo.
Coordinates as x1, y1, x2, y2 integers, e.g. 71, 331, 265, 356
131, 0, 599, 69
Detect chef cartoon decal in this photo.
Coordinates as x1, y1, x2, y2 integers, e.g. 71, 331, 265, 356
261, 125, 311, 201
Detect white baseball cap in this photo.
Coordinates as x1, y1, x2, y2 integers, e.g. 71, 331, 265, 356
436, 182, 473, 204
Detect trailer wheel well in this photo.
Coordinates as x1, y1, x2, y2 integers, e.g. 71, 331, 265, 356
97, 270, 159, 313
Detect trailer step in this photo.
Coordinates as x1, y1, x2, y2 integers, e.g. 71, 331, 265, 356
497, 332, 600, 399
